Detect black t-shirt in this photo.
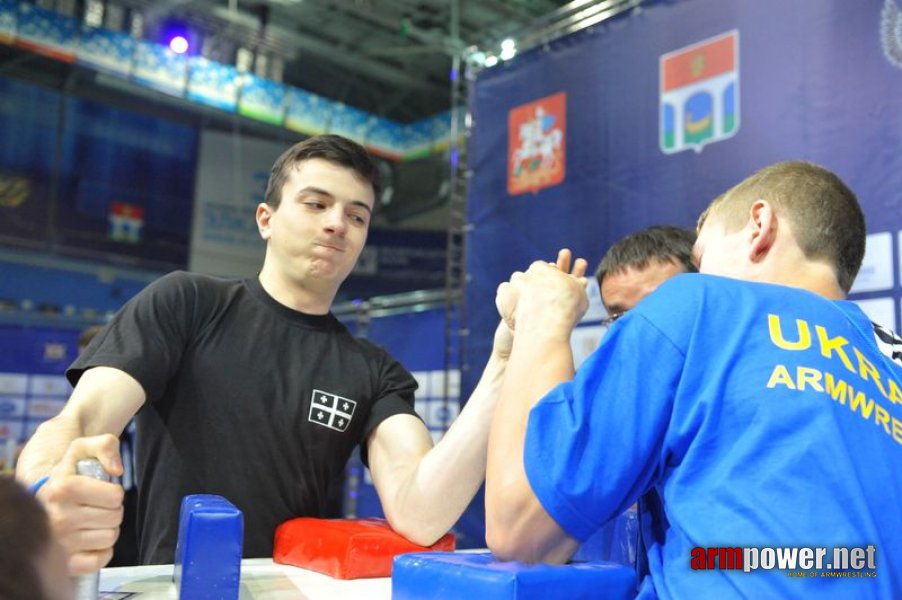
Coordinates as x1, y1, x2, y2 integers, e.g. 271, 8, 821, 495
68, 272, 419, 564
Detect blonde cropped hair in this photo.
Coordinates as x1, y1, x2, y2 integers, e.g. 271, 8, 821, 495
697, 161, 865, 293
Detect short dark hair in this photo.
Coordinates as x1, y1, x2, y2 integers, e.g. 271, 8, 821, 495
698, 161, 865, 293
595, 225, 697, 287
0, 476, 55, 600
263, 134, 382, 209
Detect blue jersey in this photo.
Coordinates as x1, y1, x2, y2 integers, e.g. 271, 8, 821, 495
524, 274, 901, 598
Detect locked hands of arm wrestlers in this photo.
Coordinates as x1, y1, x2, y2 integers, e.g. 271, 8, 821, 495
486, 249, 589, 564
496, 248, 590, 342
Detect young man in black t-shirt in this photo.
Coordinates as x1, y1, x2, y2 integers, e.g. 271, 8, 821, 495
17, 135, 514, 570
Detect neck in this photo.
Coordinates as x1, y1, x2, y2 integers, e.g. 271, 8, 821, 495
776, 274, 845, 300
751, 230, 847, 300
258, 264, 336, 315
760, 257, 846, 300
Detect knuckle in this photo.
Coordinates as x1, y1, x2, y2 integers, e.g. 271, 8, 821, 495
68, 557, 88, 576
56, 513, 79, 537
42, 480, 64, 502
74, 551, 104, 575
98, 548, 114, 569
54, 476, 79, 498
68, 436, 89, 454
90, 528, 118, 549
48, 511, 73, 537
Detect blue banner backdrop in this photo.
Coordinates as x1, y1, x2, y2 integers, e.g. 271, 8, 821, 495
0, 75, 198, 268
463, 0, 902, 397
0, 325, 78, 452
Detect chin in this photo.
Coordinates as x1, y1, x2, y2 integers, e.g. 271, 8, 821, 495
308, 266, 351, 285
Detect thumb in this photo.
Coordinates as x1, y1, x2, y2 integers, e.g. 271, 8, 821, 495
495, 281, 518, 330
58, 434, 123, 479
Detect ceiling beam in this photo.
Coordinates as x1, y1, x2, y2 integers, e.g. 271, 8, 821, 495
304, 0, 465, 56
206, 5, 448, 98
476, 0, 537, 23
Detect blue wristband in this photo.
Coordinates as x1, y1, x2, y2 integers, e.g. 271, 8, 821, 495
28, 475, 50, 495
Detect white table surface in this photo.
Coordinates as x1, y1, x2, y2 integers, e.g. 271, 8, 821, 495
99, 557, 392, 599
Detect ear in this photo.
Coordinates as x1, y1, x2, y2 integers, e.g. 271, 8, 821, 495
256, 203, 274, 241
746, 200, 777, 263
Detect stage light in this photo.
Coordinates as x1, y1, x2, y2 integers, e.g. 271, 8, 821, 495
158, 19, 198, 55
500, 38, 517, 61
169, 35, 189, 54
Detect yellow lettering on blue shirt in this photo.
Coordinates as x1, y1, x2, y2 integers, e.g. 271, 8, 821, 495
889, 379, 902, 407
853, 347, 889, 400
814, 325, 855, 374
766, 364, 795, 389
768, 315, 811, 351
796, 367, 824, 392
874, 405, 891, 436
849, 387, 874, 420
788, 368, 900, 445
764, 314, 902, 448
825, 372, 848, 405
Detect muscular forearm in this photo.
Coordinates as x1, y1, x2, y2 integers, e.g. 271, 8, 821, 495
485, 327, 575, 561
17, 367, 142, 486
383, 353, 506, 545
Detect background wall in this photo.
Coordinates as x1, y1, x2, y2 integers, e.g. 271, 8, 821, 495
462, 0, 902, 397
3, 0, 902, 549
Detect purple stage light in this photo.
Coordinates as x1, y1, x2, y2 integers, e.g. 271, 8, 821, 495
169, 35, 189, 54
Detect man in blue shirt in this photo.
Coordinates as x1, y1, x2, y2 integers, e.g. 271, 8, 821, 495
486, 161, 900, 598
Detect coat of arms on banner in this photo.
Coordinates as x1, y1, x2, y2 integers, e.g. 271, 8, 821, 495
308, 389, 356, 433
108, 201, 144, 243
508, 92, 566, 195
660, 31, 739, 154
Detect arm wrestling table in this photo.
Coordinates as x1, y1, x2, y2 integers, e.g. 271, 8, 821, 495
98, 558, 392, 599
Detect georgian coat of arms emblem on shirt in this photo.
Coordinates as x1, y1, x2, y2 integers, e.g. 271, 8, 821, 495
308, 389, 357, 432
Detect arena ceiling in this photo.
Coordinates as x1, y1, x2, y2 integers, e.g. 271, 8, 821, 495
114, 0, 573, 122
1, 0, 639, 127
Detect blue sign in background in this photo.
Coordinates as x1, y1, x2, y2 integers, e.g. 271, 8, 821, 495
0, 75, 198, 268
463, 0, 902, 398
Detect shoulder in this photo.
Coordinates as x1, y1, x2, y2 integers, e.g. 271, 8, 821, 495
625, 275, 803, 353
630, 273, 730, 320
649, 272, 759, 298
152, 270, 238, 290
350, 336, 396, 363
348, 336, 414, 379
636, 273, 802, 319
142, 271, 241, 301
119, 273, 246, 327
